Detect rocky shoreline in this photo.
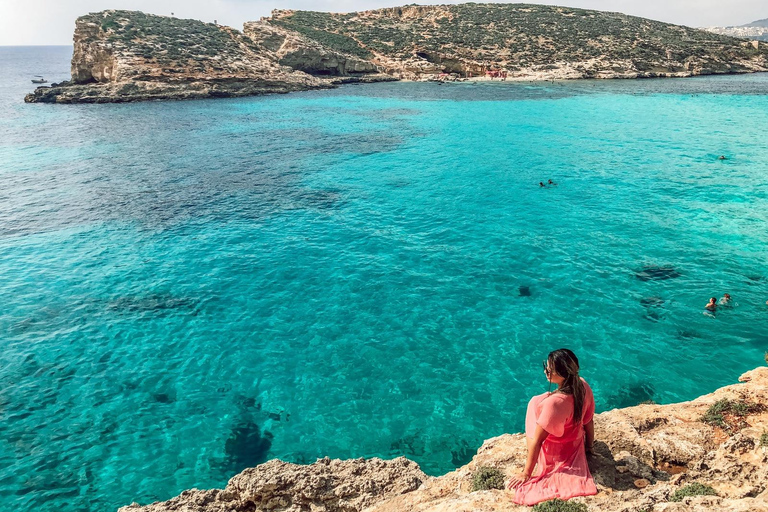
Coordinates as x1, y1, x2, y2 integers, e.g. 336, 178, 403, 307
26, 6, 768, 104
120, 364, 768, 512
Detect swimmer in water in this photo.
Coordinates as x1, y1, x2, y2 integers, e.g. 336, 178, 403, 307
548, 179, 557, 186
719, 293, 732, 306
718, 155, 727, 160
540, 182, 546, 187
704, 297, 717, 315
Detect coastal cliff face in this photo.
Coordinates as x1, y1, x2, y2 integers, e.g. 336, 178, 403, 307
25, 4, 768, 103
24, 11, 332, 103
267, 4, 768, 80
243, 21, 379, 76
120, 366, 768, 512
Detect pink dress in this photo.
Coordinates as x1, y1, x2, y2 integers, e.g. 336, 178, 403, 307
513, 379, 598, 506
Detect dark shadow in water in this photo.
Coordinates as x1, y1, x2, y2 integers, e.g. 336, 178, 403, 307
390, 431, 426, 458
223, 419, 273, 474
107, 294, 199, 315
634, 266, 681, 282
519, 285, 532, 297
676, 328, 701, 340
450, 439, 476, 468
608, 381, 656, 409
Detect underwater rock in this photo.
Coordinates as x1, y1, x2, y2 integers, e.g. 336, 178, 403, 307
634, 266, 681, 281
450, 439, 474, 467
518, 285, 531, 297
609, 381, 656, 408
152, 392, 175, 404
642, 309, 665, 323
108, 294, 198, 314
676, 328, 701, 340
224, 420, 273, 473
390, 432, 426, 457
639, 296, 664, 307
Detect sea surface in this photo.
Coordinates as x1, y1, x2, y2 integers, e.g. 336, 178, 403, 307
1, 46, 768, 512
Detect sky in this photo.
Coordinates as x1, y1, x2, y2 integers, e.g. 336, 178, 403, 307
0, 0, 765, 46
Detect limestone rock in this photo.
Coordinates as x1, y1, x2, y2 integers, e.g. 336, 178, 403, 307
244, 21, 379, 76
118, 457, 426, 512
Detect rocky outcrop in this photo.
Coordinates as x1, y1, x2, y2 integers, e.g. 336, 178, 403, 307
120, 366, 768, 512
267, 4, 768, 81
118, 457, 426, 512
25, 10, 331, 103
243, 21, 378, 76
26, 4, 768, 103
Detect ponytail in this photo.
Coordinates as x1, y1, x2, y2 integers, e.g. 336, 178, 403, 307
548, 348, 585, 422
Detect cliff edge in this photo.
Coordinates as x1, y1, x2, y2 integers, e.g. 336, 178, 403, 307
120, 365, 768, 512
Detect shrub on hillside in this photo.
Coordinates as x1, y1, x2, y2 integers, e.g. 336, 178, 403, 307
532, 499, 588, 512
470, 466, 505, 491
669, 482, 717, 502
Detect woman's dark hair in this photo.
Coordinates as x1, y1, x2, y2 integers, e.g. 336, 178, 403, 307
548, 348, 585, 423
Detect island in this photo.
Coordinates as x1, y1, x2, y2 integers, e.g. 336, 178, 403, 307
25, 4, 768, 104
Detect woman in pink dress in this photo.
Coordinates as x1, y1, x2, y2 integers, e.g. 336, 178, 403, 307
507, 348, 597, 505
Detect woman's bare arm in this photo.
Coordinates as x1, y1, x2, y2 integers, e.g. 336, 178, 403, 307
507, 424, 549, 489
584, 419, 594, 453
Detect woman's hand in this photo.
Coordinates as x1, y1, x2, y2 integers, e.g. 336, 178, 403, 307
506, 471, 530, 490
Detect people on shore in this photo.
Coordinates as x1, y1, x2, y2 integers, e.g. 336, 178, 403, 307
507, 349, 597, 506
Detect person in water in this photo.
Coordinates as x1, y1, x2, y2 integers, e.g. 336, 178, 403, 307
719, 293, 732, 306
539, 182, 546, 187
507, 349, 597, 505
548, 179, 557, 186
705, 297, 717, 312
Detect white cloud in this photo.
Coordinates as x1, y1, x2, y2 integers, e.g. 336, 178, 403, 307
0, 0, 764, 46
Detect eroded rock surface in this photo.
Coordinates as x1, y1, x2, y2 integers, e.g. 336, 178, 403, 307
120, 367, 768, 512
119, 457, 426, 512
25, 10, 329, 103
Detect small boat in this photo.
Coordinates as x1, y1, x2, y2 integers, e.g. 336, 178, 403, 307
31, 75, 48, 84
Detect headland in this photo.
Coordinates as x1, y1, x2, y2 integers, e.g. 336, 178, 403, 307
25, 4, 768, 103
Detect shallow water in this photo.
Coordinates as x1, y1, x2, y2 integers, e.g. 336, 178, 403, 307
1, 47, 768, 512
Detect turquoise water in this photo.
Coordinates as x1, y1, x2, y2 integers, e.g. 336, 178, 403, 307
2, 46, 768, 511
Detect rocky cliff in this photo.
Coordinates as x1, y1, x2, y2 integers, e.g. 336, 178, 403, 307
267, 4, 768, 80
26, 4, 768, 103
24, 11, 389, 103
120, 365, 768, 512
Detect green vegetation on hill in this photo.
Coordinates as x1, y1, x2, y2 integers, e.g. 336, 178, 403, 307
83, 10, 256, 64
269, 3, 767, 71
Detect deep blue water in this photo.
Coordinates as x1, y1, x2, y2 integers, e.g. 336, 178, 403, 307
1, 46, 768, 512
